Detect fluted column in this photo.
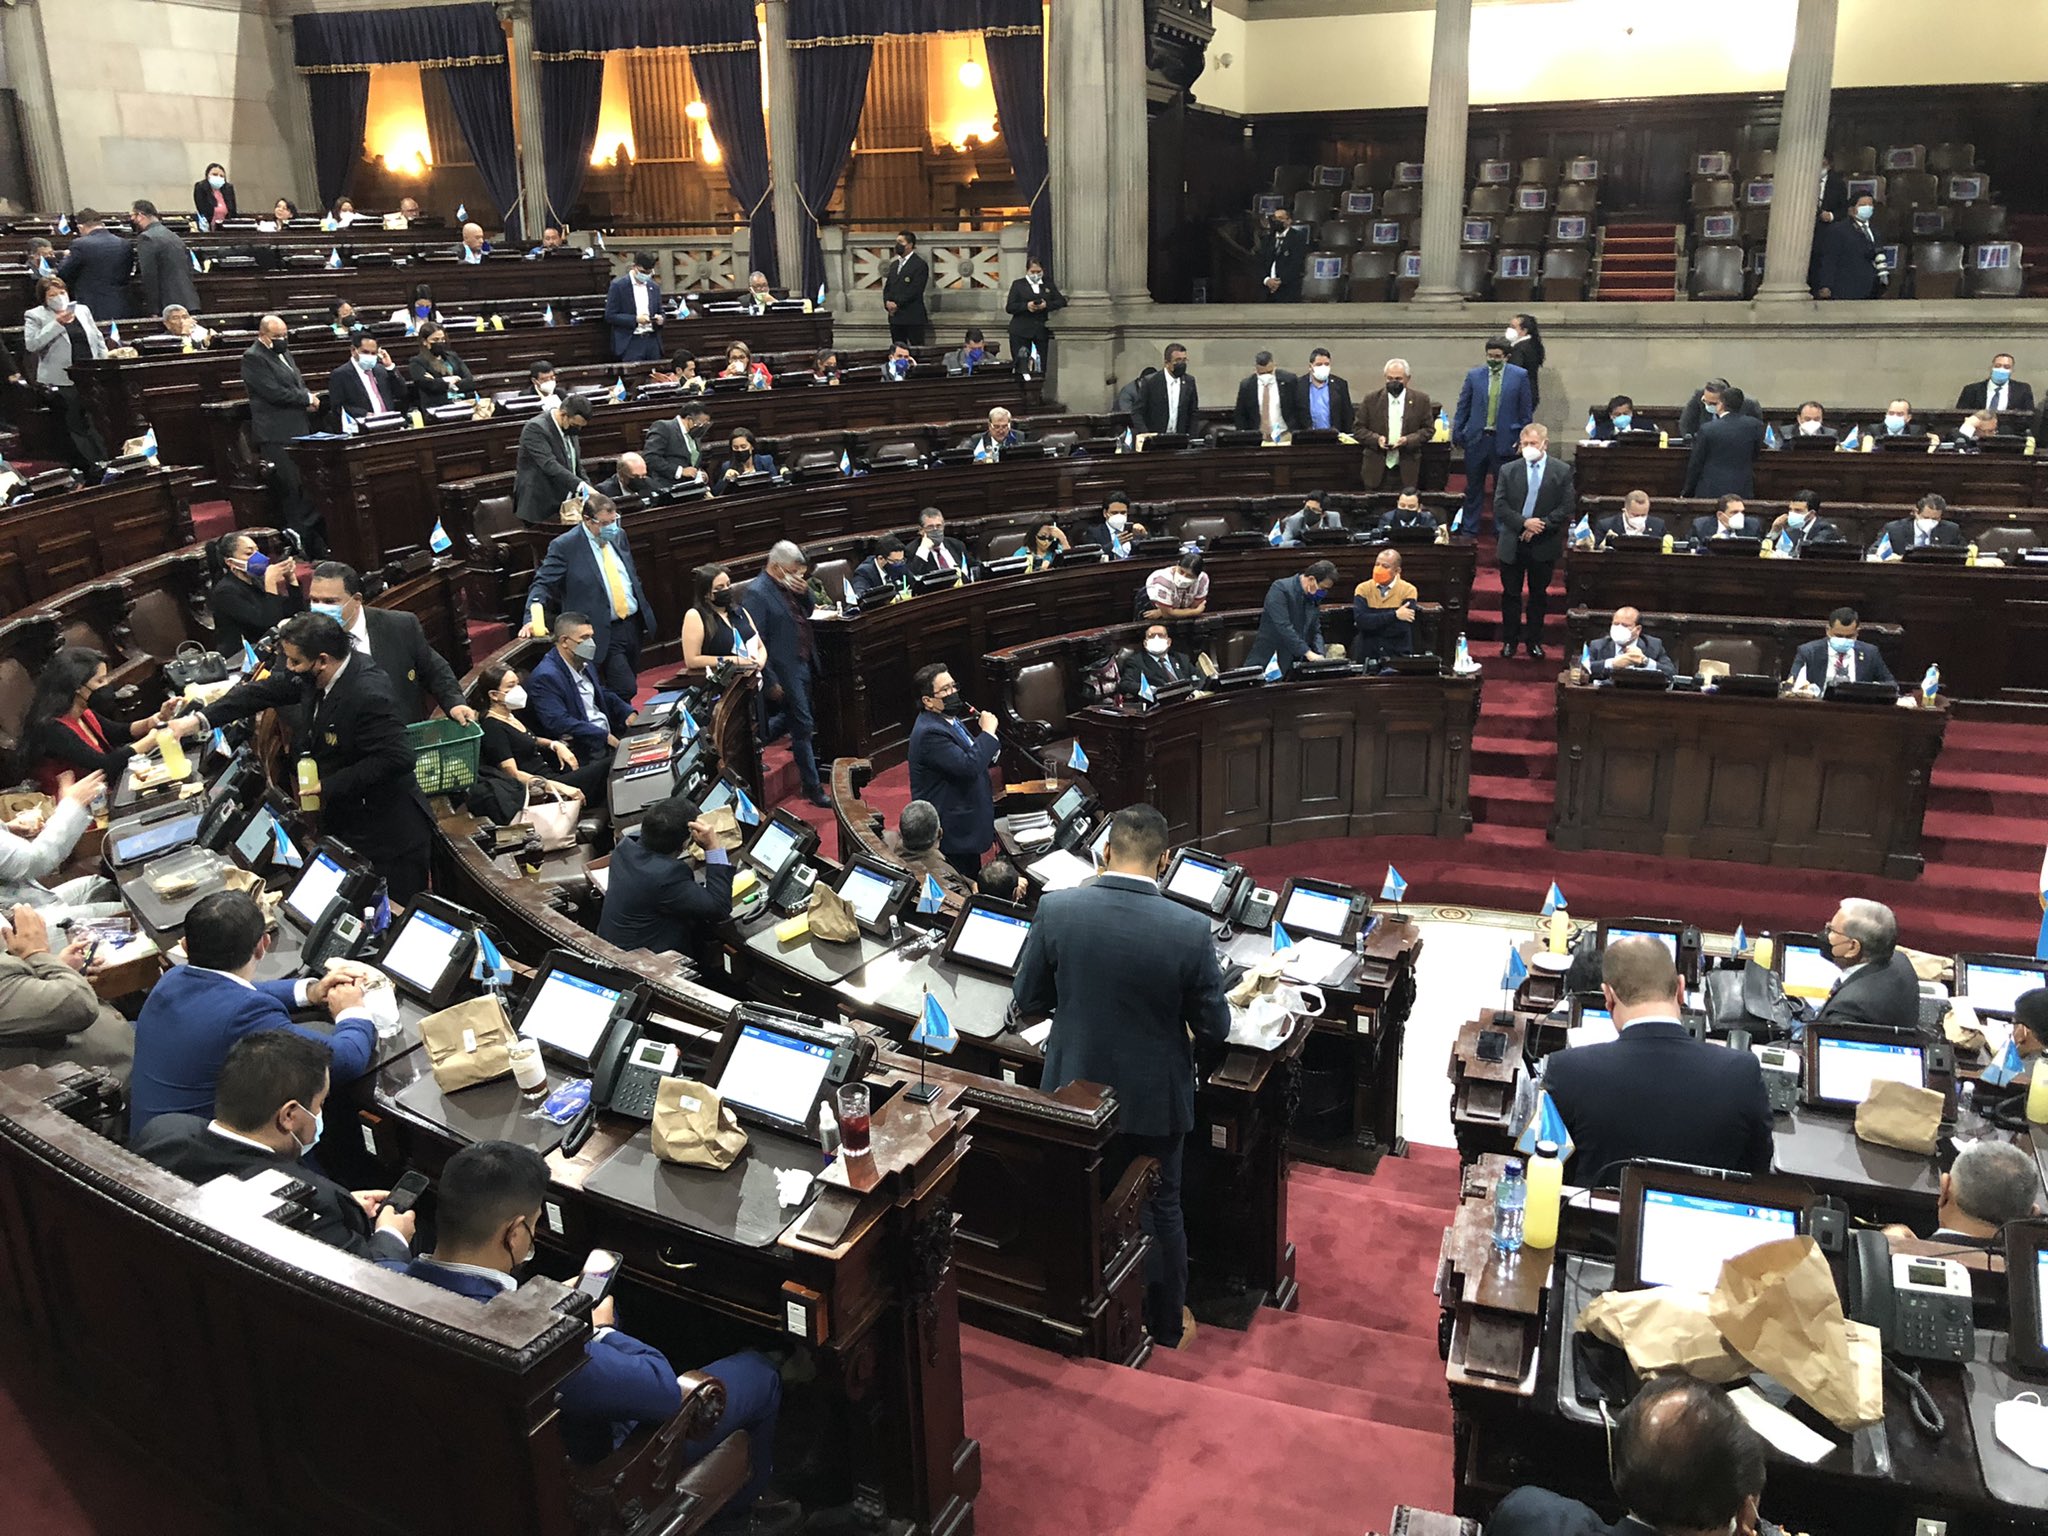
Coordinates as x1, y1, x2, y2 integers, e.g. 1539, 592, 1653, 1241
762, 0, 803, 291
1412, 0, 1473, 304
1757, 0, 1839, 300
3, 0, 71, 212
1049, 0, 1148, 302
506, 0, 547, 238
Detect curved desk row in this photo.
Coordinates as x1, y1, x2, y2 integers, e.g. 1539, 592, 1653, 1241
0, 468, 196, 619
1573, 439, 2048, 509
1559, 608, 1905, 681
1574, 494, 2048, 553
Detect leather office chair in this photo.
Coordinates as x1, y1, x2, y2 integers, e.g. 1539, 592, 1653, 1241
1219, 631, 1257, 672
1394, 251, 1423, 302
1692, 637, 1762, 676
1349, 163, 1375, 190
811, 558, 851, 606
1519, 157, 1558, 188
1967, 242, 2024, 299
1491, 212, 1541, 247
1382, 186, 1421, 218
1348, 250, 1395, 302
130, 583, 203, 662
1468, 185, 1510, 217
1540, 246, 1590, 302
1928, 142, 1976, 175
470, 493, 531, 622
1974, 525, 2037, 557
0, 654, 36, 751
1556, 182, 1598, 215
1010, 661, 1071, 736
1838, 144, 1879, 175
1888, 170, 1939, 209
1173, 514, 1233, 545
1272, 165, 1312, 196
1739, 147, 1777, 178
1912, 241, 1965, 300
1691, 178, 1737, 211
1292, 189, 1334, 225
1317, 219, 1359, 254
1690, 244, 1746, 300
1494, 250, 1538, 305
1453, 248, 1490, 299
1957, 202, 2008, 242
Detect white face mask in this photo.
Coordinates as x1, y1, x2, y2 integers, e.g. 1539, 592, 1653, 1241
1609, 624, 1633, 646
1145, 637, 1171, 655
1798, 418, 1823, 435
1995, 1392, 2048, 1470
1521, 446, 1543, 464
1958, 419, 1977, 439
501, 684, 528, 710
208, 175, 226, 189
1885, 413, 1906, 432
1916, 516, 1938, 531
1311, 364, 1331, 382
1107, 513, 1128, 532
536, 379, 555, 396
1505, 326, 1520, 342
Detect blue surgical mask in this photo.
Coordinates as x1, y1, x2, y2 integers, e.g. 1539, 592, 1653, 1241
1992, 367, 2012, 385
310, 601, 346, 624
1610, 414, 1631, 433
1854, 204, 1874, 221
208, 175, 226, 190
1884, 413, 1906, 432
1787, 510, 1808, 529
1828, 635, 1855, 655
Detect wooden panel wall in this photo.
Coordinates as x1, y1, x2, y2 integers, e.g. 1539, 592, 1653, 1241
616, 51, 724, 228
845, 37, 931, 230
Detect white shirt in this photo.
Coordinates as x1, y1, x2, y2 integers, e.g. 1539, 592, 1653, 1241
321, 652, 352, 697
346, 609, 372, 655
1257, 374, 1281, 437
420, 1257, 519, 1293
1386, 389, 1406, 447
205, 1121, 284, 1154
631, 275, 650, 326
572, 665, 607, 728
1163, 374, 1184, 430
1824, 644, 1858, 683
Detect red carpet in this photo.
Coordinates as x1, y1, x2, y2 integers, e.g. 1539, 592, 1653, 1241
192, 496, 234, 543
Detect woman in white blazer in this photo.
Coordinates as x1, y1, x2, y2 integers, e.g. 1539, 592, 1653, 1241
21, 273, 110, 467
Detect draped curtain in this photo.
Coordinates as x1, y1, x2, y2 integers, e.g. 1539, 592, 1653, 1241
539, 60, 605, 226
984, 31, 1050, 268
691, 48, 778, 283
791, 41, 874, 298
306, 74, 371, 211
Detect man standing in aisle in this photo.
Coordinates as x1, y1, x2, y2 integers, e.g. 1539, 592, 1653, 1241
907, 664, 1001, 878
883, 230, 930, 348
1451, 336, 1532, 538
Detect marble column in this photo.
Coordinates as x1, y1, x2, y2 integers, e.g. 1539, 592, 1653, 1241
1412, 0, 1473, 304
1048, 0, 1148, 303
2, 0, 71, 213
506, 0, 548, 239
1757, 0, 1839, 301
762, 0, 803, 291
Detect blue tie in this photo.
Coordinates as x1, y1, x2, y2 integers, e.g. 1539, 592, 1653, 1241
1522, 458, 1543, 521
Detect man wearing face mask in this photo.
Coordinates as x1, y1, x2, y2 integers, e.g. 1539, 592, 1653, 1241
1592, 489, 1668, 545
386, 1140, 797, 1527
1256, 206, 1307, 302
596, 449, 658, 501
1945, 409, 2000, 453
644, 403, 712, 486
240, 313, 325, 551
1494, 424, 1574, 659
325, 331, 406, 424
944, 326, 993, 374
1118, 624, 1193, 696
605, 250, 665, 362
1955, 352, 2034, 420
1350, 548, 1421, 662
1246, 560, 1337, 676
741, 542, 830, 807
131, 1031, 414, 1262
525, 612, 634, 768
883, 229, 930, 346
1233, 350, 1302, 439
1688, 494, 1763, 545
514, 359, 559, 406
1078, 494, 1148, 559
882, 341, 916, 382
1376, 486, 1439, 534
1864, 397, 1921, 445
1272, 489, 1344, 546
1588, 394, 1657, 443
1134, 343, 1200, 437
514, 391, 597, 524
849, 535, 910, 604
1878, 493, 1965, 556
1587, 606, 1674, 677
1763, 491, 1842, 555
745, 270, 776, 312
127, 890, 372, 1135
1682, 385, 1766, 500
1292, 347, 1352, 434
1357, 358, 1434, 491
1787, 607, 1896, 691
908, 506, 973, 578
1005, 257, 1065, 376
1814, 193, 1885, 300
1451, 338, 1533, 538
307, 560, 472, 725
1781, 399, 1835, 444
1809, 897, 1921, 1035
527, 493, 655, 701
909, 664, 1002, 877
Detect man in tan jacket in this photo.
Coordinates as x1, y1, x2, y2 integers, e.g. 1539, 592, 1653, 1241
0, 903, 133, 1079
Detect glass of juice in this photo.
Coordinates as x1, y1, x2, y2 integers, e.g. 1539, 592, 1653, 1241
836, 1083, 872, 1157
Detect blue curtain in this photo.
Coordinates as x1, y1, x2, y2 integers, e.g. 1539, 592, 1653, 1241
985, 30, 1050, 268
539, 59, 605, 226
440, 61, 524, 241
691, 45, 778, 284
306, 73, 371, 212
792, 41, 873, 298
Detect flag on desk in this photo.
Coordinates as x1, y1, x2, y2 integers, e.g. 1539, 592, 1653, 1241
455, 203, 467, 222
107, 322, 121, 347
914, 989, 957, 1054
271, 819, 302, 869
189, 248, 202, 272
676, 708, 698, 743
472, 929, 512, 988
1842, 425, 1861, 451
1985, 1036, 2026, 1087
1765, 422, 1780, 449
1271, 922, 1295, 952
917, 873, 947, 915
1580, 641, 1593, 674
1381, 866, 1407, 903
140, 427, 159, 461
1068, 740, 1089, 773
973, 438, 991, 463
815, 283, 828, 309
1586, 410, 1598, 439
731, 785, 761, 826
56, 215, 69, 234
1732, 924, 1749, 955
1119, 427, 1134, 453
209, 728, 226, 760
1541, 881, 1566, 917
1262, 654, 1283, 683
1515, 1088, 1575, 1164
326, 246, 342, 271
1267, 523, 1285, 547
609, 378, 627, 404
1502, 944, 1529, 992
1921, 664, 1940, 699
1875, 532, 1894, 561
1792, 664, 1809, 691
838, 448, 853, 476
1029, 344, 1042, 377
429, 519, 453, 555
340, 407, 358, 437
1137, 672, 1156, 703
242, 638, 261, 673
1571, 512, 1592, 545
542, 304, 556, 326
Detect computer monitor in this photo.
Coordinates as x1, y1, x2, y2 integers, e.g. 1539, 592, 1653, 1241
226, 801, 282, 872
941, 896, 1035, 978
743, 810, 817, 884
106, 809, 204, 869
1615, 1164, 1811, 1291
513, 951, 643, 1070
377, 894, 479, 1008
1161, 848, 1237, 916
283, 848, 353, 930
2005, 1221, 2048, 1379
834, 856, 914, 938
699, 777, 737, 814
1594, 919, 1682, 962
1276, 877, 1369, 945
1956, 953, 2048, 1018
1803, 1026, 1926, 1109
1776, 935, 1836, 1002
1048, 784, 1090, 829
712, 1019, 841, 1136
1086, 816, 1114, 868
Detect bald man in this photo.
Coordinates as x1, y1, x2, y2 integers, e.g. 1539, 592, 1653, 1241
597, 451, 657, 501
459, 222, 489, 264
1586, 606, 1675, 676
968, 407, 1034, 462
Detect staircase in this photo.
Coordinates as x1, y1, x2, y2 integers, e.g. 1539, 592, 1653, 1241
960, 1149, 1463, 1536
1594, 217, 1682, 301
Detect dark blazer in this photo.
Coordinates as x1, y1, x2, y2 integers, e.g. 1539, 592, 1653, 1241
1818, 169, 1850, 220
1004, 276, 1066, 348
128, 967, 376, 1134
1244, 573, 1325, 674
527, 644, 631, 759
1677, 389, 1765, 437
1587, 633, 1676, 676
1013, 872, 1231, 1138
1074, 519, 1136, 558
1814, 950, 1923, 1034
407, 349, 478, 406
1507, 337, 1544, 410
57, 228, 134, 321
603, 273, 663, 360
965, 428, 1035, 462
712, 452, 777, 493
1233, 370, 1302, 434
594, 472, 658, 502
130, 1113, 407, 1262
1494, 453, 1576, 566
1592, 513, 1669, 542
1956, 377, 2035, 418
1488, 1487, 1640, 1536
325, 357, 408, 421
848, 555, 907, 604
1254, 223, 1309, 299
1588, 414, 1658, 441
194, 178, 239, 226
513, 411, 588, 524
907, 709, 1002, 867
737, 571, 814, 705
1117, 647, 1194, 696
642, 415, 706, 485
526, 524, 655, 667
906, 532, 972, 579
1377, 504, 1441, 533
1816, 217, 1884, 300
1541, 1019, 1776, 1185
882, 251, 930, 329
240, 340, 313, 446
364, 605, 465, 722
1133, 369, 1200, 436
1689, 512, 1765, 543
1682, 412, 1768, 499
1452, 363, 1533, 454
1767, 515, 1847, 553
1879, 515, 1965, 551
596, 833, 735, 969
1290, 372, 1354, 434
134, 222, 200, 314
1789, 635, 1895, 687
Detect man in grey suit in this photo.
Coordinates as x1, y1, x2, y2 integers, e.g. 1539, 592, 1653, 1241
1011, 805, 1231, 1350
240, 314, 324, 551
1810, 897, 1924, 1036
514, 393, 596, 524
1243, 560, 1337, 676
56, 210, 134, 321
1494, 423, 1574, 658
129, 200, 200, 315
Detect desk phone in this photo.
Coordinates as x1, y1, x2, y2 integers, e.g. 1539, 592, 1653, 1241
605, 1034, 681, 1120
1889, 1253, 1976, 1362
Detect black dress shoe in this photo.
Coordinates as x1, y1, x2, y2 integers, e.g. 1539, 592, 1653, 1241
1497, 641, 1516, 658
1526, 642, 1547, 660
804, 787, 832, 808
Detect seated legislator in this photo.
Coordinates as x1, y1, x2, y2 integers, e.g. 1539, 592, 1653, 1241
881, 341, 916, 383
1884, 1141, 2039, 1247
978, 859, 1029, 905
526, 493, 655, 701
943, 327, 994, 374
808, 348, 841, 387
1588, 606, 1675, 676
307, 562, 472, 726
1540, 935, 1774, 1185
1764, 489, 1846, 555
906, 506, 973, 580
1010, 520, 1070, 572
21, 646, 170, 795
1144, 550, 1209, 620
208, 531, 304, 658
643, 403, 712, 488
514, 393, 597, 525
131, 1031, 414, 1262
1245, 562, 1336, 677
476, 660, 610, 805
0, 900, 134, 1080
161, 304, 212, 349
967, 406, 1034, 461
525, 612, 633, 769
1075, 493, 1149, 561
1865, 397, 1924, 445
1682, 388, 1766, 500
1117, 624, 1195, 697
1676, 378, 1764, 438
1956, 352, 2033, 420
1488, 1375, 1772, 1536
1810, 897, 1922, 1034
908, 664, 1002, 877
718, 342, 773, 390
1689, 494, 1763, 545
884, 801, 973, 899
1788, 607, 1896, 689
385, 1140, 795, 1530
1592, 489, 1667, 544
0, 772, 115, 921
2009, 988, 2048, 1079
712, 428, 777, 495
326, 331, 406, 421
679, 564, 764, 674
1376, 486, 1439, 534
1349, 549, 1419, 661
1877, 493, 1966, 555
1945, 409, 2002, 451
406, 323, 478, 406
647, 350, 707, 395
1270, 490, 1344, 546
127, 891, 372, 1135
1586, 393, 1656, 441
595, 451, 658, 502
848, 537, 910, 604
596, 795, 734, 974
1786, 398, 1837, 442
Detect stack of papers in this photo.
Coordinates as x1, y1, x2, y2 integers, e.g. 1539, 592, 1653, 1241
1280, 937, 1353, 986
1025, 848, 1096, 890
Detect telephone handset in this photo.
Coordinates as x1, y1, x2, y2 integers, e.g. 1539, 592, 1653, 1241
302, 904, 371, 973
1843, 1229, 1975, 1362
587, 1018, 643, 1109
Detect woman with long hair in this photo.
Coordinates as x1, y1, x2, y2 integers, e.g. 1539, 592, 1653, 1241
679, 563, 764, 674
20, 647, 169, 795
1506, 312, 1546, 411
407, 322, 478, 406
207, 531, 301, 657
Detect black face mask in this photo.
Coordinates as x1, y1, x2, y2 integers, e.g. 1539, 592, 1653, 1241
896, 244, 910, 257
941, 694, 973, 718
430, 342, 446, 356
1168, 361, 1187, 378
85, 684, 124, 716
710, 589, 731, 608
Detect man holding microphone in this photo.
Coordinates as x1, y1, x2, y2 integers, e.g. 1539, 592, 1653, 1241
907, 663, 1001, 878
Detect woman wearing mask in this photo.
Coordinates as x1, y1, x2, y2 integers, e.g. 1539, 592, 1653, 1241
20, 647, 174, 795
194, 162, 237, 227
408, 323, 477, 406
21, 275, 109, 470
389, 283, 441, 329
680, 564, 764, 674
1012, 519, 1070, 570
207, 532, 302, 656
475, 661, 608, 805
719, 341, 773, 390
714, 429, 776, 493
1505, 313, 1545, 411
330, 197, 358, 227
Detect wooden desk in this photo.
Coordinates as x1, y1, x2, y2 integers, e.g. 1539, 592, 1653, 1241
1572, 440, 2046, 508
1561, 608, 1905, 682
1575, 494, 2048, 553
1069, 672, 1479, 855
1553, 678, 1946, 878
0, 469, 195, 617
1563, 548, 2048, 703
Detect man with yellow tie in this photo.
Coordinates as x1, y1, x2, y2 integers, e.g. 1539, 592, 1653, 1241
525, 492, 655, 701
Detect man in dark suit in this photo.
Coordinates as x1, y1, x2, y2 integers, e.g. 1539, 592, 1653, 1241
604, 250, 664, 362
1587, 393, 1659, 442
1291, 346, 1353, 433
1376, 487, 1439, 533
1764, 491, 1846, 554
1884, 1142, 2041, 1248
55, 210, 133, 321
1117, 623, 1194, 697
177, 613, 437, 902
1688, 493, 1764, 544
1955, 352, 2034, 421
384, 1140, 794, 1525
1244, 561, 1336, 676
1682, 386, 1767, 499
1814, 193, 1885, 299
1355, 359, 1433, 491
1255, 207, 1308, 301
514, 392, 596, 525
883, 230, 930, 347
241, 314, 324, 549
906, 506, 973, 579
596, 795, 735, 974
1495, 424, 1573, 658
595, 450, 659, 502
125, 890, 373, 1134
1076, 493, 1148, 559
1878, 493, 1966, 554
526, 612, 633, 768
1676, 379, 1764, 438
1543, 936, 1774, 1186
643, 403, 711, 488
306, 561, 471, 725
1270, 491, 1344, 546
1489, 1375, 1771, 1536
907, 663, 1002, 876
1004, 257, 1064, 375
131, 1031, 414, 1262
1587, 606, 1676, 676
1012, 804, 1230, 1350
1232, 351, 1301, 437
325, 331, 407, 423
526, 493, 655, 701
1945, 410, 2003, 452
1132, 343, 1199, 436
1866, 396, 1923, 444
1451, 338, 1533, 536
740, 542, 828, 806
1592, 489, 1668, 544
848, 536, 909, 604
966, 406, 1034, 462
129, 201, 200, 315
1811, 898, 1922, 1034
1787, 607, 1896, 690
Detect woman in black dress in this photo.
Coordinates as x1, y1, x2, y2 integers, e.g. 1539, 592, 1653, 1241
21, 646, 171, 796
208, 532, 302, 657
408, 323, 478, 406
1505, 312, 1546, 412
678, 563, 764, 675
477, 661, 610, 804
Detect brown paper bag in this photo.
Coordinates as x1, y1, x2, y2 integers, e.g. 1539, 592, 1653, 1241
684, 805, 745, 863
650, 1077, 748, 1168
1854, 1078, 1945, 1156
1227, 953, 1289, 1009
1575, 1287, 1751, 1383
807, 884, 861, 944
216, 866, 283, 927
421, 994, 517, 1092
1708, 1236, 1883, 1429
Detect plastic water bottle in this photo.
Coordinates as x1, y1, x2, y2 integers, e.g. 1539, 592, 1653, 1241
1493, 1158, 1527, 1253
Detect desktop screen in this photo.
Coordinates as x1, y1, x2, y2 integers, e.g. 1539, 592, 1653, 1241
747, 820, 801, 879
717, 1024, 835, 1125
1050, 786, 1087, 824
953, 907, 1033, 972
1963, 960, 2046, 1016
1606, 927, 1678, 960
837, 864, 897, 926
1165, 855, 1230, 909
285, 853, 348, 928
1282, 886, 1352, 939
382, 908, 464, 995
1813, 1036, 1924, 1105
1637, 1188, 1800, 1291
232, 804, 278, 866
519, 969, 623, 1064
1781, 942, 1836, 1001
114, 812, 200, 865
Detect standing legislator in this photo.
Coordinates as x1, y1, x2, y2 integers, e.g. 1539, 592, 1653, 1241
1011, 805, 1231, 1351
241, 314, 325, 552
1005, 256, 1064, 376
908, 664, 1001, 878
883, 231, 930, 348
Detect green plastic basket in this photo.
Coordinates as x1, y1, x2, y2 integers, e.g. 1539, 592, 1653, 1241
408, 718, 482, 796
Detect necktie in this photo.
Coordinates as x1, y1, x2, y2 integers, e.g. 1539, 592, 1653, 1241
682, 426, 698, 467
1832, 648, 1850, 683
1993, 383, 2005, 411
362, 366, 384, 413
1485, 369, 1502, 432
561, 421, 578, 472
597, 537, 631, 619
1522, 460, 1543, 521
933, 540, 953, 571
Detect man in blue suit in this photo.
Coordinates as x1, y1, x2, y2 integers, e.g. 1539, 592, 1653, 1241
384, 1140, 798, 1532
56, 210, 134, 321
526, 492, 654, 701
739, 541, 828, 807
907, 663, 1001, 877
127, 891, 374, 1135
1012, 805, 1231, 1350
605, 250, 665, 362
1243, 561, 1336, 677
595, 796, 735, 974
1451, 337, 1534, 537
526, 612, 635, 769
